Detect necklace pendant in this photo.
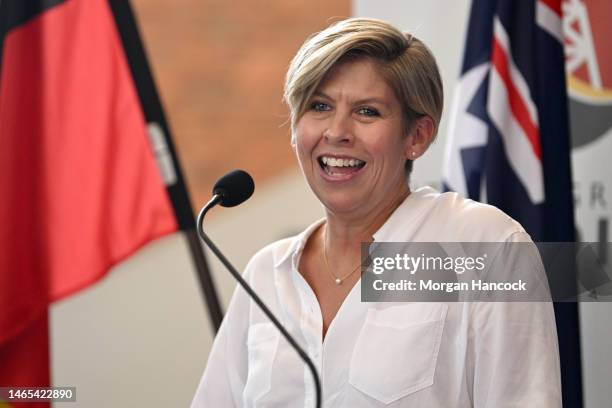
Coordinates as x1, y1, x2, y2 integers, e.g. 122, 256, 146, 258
335, 277, 342, 285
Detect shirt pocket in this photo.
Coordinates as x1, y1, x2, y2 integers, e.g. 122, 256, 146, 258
348, 303, 448, 404
243, 322, 280, 407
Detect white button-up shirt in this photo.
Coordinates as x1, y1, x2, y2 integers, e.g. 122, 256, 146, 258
192, 187, 562, 407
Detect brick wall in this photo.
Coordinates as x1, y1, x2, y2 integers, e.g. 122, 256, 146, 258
130, 0, 350, 210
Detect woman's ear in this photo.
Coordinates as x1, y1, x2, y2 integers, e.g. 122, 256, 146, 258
404, 116, 435, 160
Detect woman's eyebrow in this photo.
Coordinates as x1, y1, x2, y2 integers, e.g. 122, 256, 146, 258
353, 97, 388, 106
310, 91, 329, 98
313, 91, 389, 107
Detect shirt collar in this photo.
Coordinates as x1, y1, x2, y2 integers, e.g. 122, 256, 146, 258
274, 218, 325, 268
274, 186, 437, 267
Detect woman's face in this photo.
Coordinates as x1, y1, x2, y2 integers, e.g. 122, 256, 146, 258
294, 58, 412, 218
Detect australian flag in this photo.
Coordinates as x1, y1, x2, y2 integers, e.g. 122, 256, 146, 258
442, 0, 582, 406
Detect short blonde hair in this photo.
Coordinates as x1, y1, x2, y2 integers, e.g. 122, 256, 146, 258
284, 17, 443, 146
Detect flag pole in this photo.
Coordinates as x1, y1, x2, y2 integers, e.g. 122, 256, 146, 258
108, 0, 224, 332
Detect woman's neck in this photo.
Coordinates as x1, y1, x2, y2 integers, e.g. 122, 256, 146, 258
324, 187, 410, 253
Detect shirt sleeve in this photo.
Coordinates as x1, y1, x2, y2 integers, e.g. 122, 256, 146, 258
470, 232, 562, 408
190, 276, 250, 408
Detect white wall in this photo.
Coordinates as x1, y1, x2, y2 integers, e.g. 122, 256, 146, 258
572, 131, 612, 408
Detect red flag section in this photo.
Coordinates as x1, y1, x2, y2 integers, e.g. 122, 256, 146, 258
0, 0, 178, 400
0, 315, 49, 408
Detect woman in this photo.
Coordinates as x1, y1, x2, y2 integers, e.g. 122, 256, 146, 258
192, 17, 561, 407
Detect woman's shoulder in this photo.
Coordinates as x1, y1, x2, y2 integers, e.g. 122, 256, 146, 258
416, 187, 527, 242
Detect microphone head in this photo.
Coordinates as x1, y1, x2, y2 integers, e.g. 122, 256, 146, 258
212, 169, 255, 207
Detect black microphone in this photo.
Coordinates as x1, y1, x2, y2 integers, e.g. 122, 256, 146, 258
196, 170, 322, 408
212, 169, 254, 207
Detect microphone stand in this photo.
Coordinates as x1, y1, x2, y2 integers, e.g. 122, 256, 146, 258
196, 196, 322, 408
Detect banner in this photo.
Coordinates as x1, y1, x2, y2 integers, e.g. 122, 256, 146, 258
442, 0, 582, 405
0, 0, 178, 403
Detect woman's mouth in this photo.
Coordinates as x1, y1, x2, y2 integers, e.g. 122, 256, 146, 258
317, 155, 366, 180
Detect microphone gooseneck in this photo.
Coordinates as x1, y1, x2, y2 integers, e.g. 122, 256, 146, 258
196, 170, 322, 408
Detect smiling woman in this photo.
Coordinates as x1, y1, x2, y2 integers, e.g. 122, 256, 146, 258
293, 59, 417, 221
191, 17, 562, 408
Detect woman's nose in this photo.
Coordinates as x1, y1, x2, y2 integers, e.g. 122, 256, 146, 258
323, 113, 353, 144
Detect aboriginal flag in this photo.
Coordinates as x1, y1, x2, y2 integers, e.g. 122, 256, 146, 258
442, 0, 582, 406
0, 0, 186, 405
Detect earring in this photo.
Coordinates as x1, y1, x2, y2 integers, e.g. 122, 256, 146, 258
411, 151, 416, 158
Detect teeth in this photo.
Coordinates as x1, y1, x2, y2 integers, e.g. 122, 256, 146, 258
321, 156, 364, 167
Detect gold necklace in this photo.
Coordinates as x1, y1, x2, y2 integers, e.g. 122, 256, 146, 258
322, 227, 362, 285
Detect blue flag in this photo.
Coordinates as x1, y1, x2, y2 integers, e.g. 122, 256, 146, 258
442, 0, 582, 405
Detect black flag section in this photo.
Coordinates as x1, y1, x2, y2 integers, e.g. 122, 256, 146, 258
0, 0, 66, 76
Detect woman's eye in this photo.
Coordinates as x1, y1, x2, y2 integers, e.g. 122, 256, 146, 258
357, 107, 380, 117
310, 101, 330, 112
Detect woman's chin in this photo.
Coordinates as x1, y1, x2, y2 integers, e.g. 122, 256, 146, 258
319, 194, 368, 217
